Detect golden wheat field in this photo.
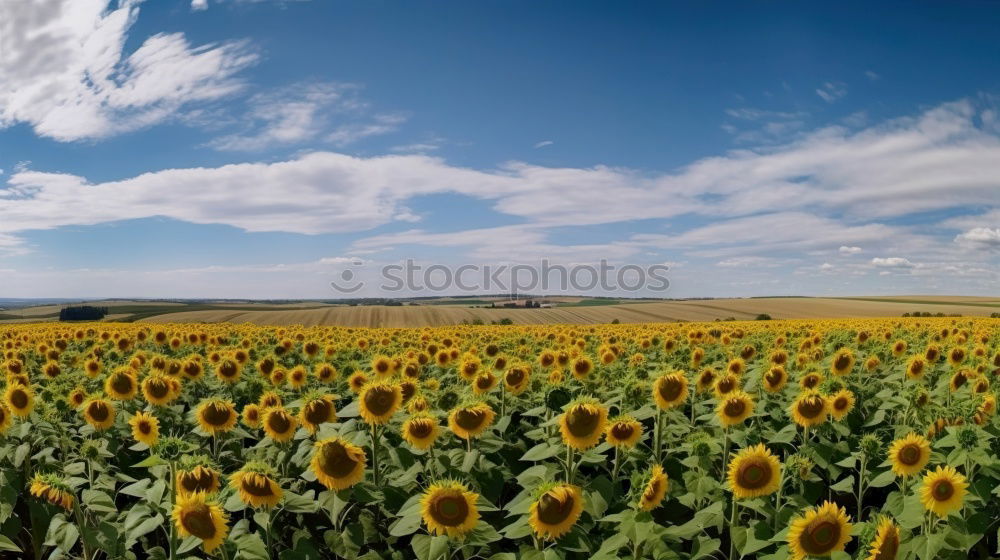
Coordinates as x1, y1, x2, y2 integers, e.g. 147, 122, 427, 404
2, 296, 994, 327
1, 317, 999, 560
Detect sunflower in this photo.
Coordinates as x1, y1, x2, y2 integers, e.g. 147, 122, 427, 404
214, 358, 241, 384
288, 365, 308, 389
230, 463, 283, 508
314, 363, 338, 383
448, 402, 496, 440
717, 390, 754, 427
408, 395, 431, 414
29, 473, 74, 511
864, 356, 880, 372
605, 416, 642, 448
799, 372, 823, 390
311, 437, 367, 490
176, 465, 220, 496
5, 383, 34, 417
571, 357, 593, 380
82, 398, 116, 430
653, 372, 689, 410
830, 349, 855, 376
196, 399, 238, 435
891, 340, 908, 357
300, 394, 337, 433
762, 366, 787, 393
864, 516, 900, 560
949, 370, 969, 392
262, 407, 298, 443
714, 373, 739, 397
269, 368, 287, 386
829, 389, 855, 421
559, 399, 608, 450
695, 369, 718, 393
371, 355, 394, 377
472, 372, 498, 395
906, 356, 926, 379
421, 481, 480, 537
638, 465, 669, 511
242, 404, 262, 429
85, 359, 102, 378
460, 354, 483, 381
129, 411, 160, 447
402, 414, 440, 450
727, 444, 781, 499
529, 484, 583, 540
172, 492, 229, 553
105, 369, 138, 400
947, 347, 966, 367
726, 357, 746, 377
920, 465, 967, 518
787, 501, 853, 560
790, 391, 828, 428
0, 404, 11, 434
141, 375, 175, 406
358, 382, 402, 425
258, 391, 282, 409
887, 433, 931, 477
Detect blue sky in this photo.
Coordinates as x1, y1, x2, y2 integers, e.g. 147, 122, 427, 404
1, 0, 998, 299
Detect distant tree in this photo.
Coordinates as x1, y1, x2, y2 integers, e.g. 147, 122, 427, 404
611, 318, 621, 324
755, 313, 772, 321
59, 306, 108, 321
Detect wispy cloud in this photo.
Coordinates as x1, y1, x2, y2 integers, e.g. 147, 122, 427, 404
207, 83, 405, 151
0, 0, 257, 141
816, 82, 848, 103
533, 140, 554, 148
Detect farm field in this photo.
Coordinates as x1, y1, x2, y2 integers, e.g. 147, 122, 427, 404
135, 297, 1000, 327
4, 296, 998, 327
0, 317, 998, 559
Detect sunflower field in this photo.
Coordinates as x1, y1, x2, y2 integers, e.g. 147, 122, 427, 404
1, 318, 999, 560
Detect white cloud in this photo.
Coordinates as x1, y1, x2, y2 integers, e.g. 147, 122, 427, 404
839, 246, 863, 255
816, 82, 848, 103
715, 256, 792, 268
871, 257, 916, 268
327, 114, 407, 147
206, 82, 402, 151
1, 98, 998, 293
191, 0, 208, 10
0, 233, 29, 257
955, 227, 1000, 249
0, 0, 258, 141
724, 108, 807, 121
820, 263, 835, 271
534, 140, 554, 148
865, 70, 880, 81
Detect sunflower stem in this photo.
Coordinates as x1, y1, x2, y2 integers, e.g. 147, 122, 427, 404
370, 424, 382, 488
653, 410, 664, 464
565, 446, 575, 484
721, 426, 732, 479
727, 496, 739, 560
772, 469, 785, 532
500, 383, 506, 419
168, 460, 178, 560
611, 446, 621, 481
856, 454, 867, 522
